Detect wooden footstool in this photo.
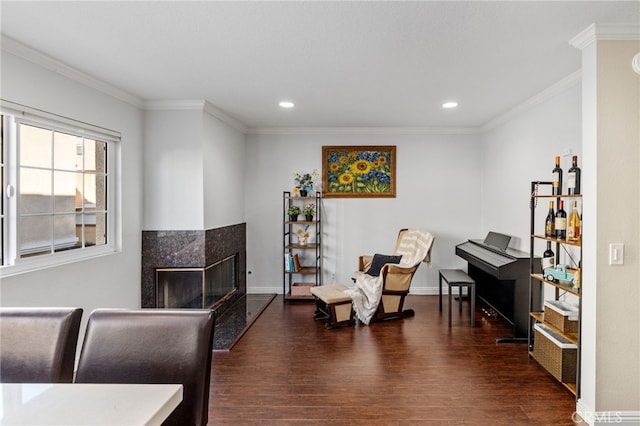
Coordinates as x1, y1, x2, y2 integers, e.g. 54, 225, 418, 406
309, 284, 355, 329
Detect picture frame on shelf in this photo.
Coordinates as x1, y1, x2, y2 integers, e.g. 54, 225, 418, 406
321, 145, 396, 198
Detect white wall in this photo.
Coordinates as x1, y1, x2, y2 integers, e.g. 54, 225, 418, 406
143, 104, 246, 231
244, 131, 481, 294
479, 77, 583, 306
202, 109, 246, 230
0, 52, 144, 314
480, 76, 583, 253
143, 108, 204, 230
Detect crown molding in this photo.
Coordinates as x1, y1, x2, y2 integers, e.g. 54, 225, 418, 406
142, 99, 206, 111
143, 99, 248, 133
203, 101, 248, 133
246, 126, 480, 136
481, 70, 581, 133
1, 35, 249, 132
570, 24, 640, 50
1, 35, 143, 108
247, 67, 581, 136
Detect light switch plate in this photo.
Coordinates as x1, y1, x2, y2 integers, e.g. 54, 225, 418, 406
609, 243, 624, 265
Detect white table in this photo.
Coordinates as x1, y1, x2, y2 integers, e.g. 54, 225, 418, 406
0, 383, 183, 426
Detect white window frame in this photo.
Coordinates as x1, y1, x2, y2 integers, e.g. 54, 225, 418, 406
0, 101, 120, 278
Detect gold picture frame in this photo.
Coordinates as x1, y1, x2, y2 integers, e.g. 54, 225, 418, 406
322, 145, 396, 198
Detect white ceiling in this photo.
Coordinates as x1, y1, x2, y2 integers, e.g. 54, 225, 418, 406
1, 1, 638, 129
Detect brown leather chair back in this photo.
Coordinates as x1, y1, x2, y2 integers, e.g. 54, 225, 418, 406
0, 307, 83, 383
75, 309, 215, 426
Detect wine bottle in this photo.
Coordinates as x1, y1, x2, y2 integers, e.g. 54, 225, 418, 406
567, 155, 581, 195
555, 199, 567, 240
552, 155, 563, 196
567, 200, 581, 242
542, 241, 555, 270
573, 261, 581, 289
544, 201, 555, 238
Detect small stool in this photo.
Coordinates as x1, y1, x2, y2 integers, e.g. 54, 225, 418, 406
439, 269, 476, 327
309, 284, 355, 329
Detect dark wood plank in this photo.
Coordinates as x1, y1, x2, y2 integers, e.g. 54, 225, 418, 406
210, 295, 582, 425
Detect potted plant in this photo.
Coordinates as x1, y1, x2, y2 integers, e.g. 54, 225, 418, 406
288, 205, 301, 221
294, 170, 318, 197
303, 203, 315, 221
296, 226, 310, 245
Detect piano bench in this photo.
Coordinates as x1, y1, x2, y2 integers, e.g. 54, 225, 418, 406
438, 269, 476, 327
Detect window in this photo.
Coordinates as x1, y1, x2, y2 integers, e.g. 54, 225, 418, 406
0, 118, 5, 266
1, 102, 119, 276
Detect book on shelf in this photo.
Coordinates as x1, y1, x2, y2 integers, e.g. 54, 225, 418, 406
285, 253, 300, 272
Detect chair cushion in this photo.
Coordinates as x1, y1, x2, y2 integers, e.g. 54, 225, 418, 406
366, 254, 402, 277
310, 284, 352, 304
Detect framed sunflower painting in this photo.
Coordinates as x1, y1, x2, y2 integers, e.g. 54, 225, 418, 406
322, 145, 396, 198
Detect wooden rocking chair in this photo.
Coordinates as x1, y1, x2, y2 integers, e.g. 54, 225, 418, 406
353, 228, 434, 323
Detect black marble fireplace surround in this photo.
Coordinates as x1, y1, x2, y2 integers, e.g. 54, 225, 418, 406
141, 224, 247, 316
142, 223, 276, 350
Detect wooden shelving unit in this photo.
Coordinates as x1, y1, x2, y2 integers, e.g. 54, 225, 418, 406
528, 181, 582, 397
282, 191, 322, 302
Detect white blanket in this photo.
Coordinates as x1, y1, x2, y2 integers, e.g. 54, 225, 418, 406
347, 229, 434, 324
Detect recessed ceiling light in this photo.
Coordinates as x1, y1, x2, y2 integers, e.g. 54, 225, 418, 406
279, 101, 295, 108
442, 102, 458, 109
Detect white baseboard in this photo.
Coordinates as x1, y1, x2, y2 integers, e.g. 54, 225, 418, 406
247, 286, 281, 294
576, 399, 640, 425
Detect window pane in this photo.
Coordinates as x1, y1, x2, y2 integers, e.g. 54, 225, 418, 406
54, 132, 82, 172
0, 116, 4, 265
85, 139, 106, 174
19, 168, 51, 214
54, 214, 78, 252
53, 170, 77, 213
19, 215, 52, 256
20, 124, 51, 168
83, 174, 106, 211
83, 213, 106, 247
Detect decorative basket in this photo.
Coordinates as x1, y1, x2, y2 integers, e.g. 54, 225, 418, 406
544, 300, 579, 334
291, 282, 314, 296
532, 323, 577, 383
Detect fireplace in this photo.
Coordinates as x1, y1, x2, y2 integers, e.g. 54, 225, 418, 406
156, 254, 239, 309
141, 224, 246, 315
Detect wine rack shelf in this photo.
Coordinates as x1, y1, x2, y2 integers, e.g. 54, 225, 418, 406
528, 180, 582, 398
531, 234, 581, 247
532, 194, 582, 198
530, 273, 580, 296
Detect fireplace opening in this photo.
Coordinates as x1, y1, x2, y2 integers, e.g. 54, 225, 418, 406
155, 254, 238, 309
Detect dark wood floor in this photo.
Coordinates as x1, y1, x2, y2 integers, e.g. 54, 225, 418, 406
210, 295, 581, 425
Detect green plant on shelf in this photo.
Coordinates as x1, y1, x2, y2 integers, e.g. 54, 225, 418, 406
302, 203, 315, 216
287, 205, 301, 216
